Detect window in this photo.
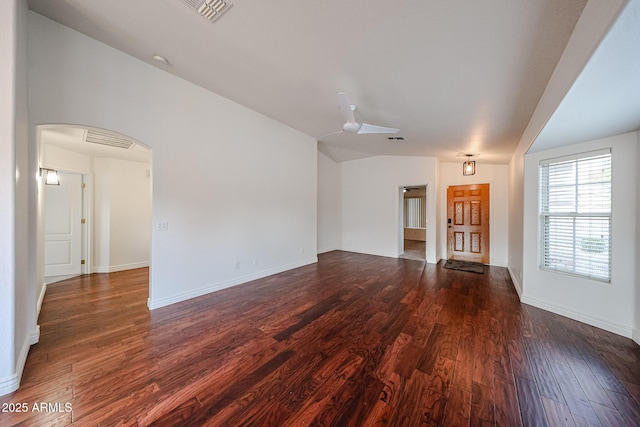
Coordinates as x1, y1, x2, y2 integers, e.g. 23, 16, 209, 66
539, 149, 611, 282
404, 197, 426, 229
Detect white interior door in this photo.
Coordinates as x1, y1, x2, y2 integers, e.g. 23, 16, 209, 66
44, 172, 82, 277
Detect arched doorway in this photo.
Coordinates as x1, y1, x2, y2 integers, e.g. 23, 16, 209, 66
37, 124, 152, 301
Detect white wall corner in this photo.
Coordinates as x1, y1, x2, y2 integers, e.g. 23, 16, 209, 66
507, 266, 523, 298
491, 259, 509, 268
317, 245, 340, 255
521, 295, 633, 339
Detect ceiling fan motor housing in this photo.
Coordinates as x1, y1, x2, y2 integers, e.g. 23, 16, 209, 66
343, 122, 360, 132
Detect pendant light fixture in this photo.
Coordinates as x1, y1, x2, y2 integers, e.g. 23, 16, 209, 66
463, 155, 476, 176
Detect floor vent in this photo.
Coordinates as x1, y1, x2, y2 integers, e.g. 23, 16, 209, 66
182, 0, 233, 22
85, 130, 134, 149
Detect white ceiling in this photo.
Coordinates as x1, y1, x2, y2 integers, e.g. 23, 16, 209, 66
529, 0, 640, 152
28, 0, 624, 164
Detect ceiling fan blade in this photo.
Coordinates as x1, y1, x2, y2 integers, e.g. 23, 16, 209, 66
358, 123, 400, 134
337, 92, 356, 124
317, 130, 344, 140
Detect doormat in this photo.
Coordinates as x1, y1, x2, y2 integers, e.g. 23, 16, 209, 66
443, 259, 485, 274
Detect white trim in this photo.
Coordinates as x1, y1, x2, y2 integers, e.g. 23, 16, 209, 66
36, 280, 47, 315
339, 246, 399, 259
441, 181, 494, 266
397, 183, 431, 263
539, 148, 611, 166
521, 294, 633, 338
0, 372, 19, 396
29, 326, 40, 345
148, 257, 318, 310
317, 245, 340, 255
507, 266, 523, 297
0, 333, 31, 396
633, 328, 640, 346
92, 261, 149, 274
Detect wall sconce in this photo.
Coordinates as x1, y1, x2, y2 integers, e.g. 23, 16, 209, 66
463, 155, 476, 176
40, 168, 60, 185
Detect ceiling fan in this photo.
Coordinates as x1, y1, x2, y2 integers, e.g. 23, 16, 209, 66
318, 92, 399, 140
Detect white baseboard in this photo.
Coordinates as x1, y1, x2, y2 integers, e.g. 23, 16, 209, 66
633, 328, 640, 346
507, 267, 523, 298
521, 295, 633, 339
339, 246, 401, 259
317, 245, 340, 254
92, 261, 149, 274
37, 281, 47, 316
148, 257, 318, 310
0, 372, 19, 396
0, 333, 31, 397
29, 326, 40, 345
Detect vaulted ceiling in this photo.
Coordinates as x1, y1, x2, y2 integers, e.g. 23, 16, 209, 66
29, 0, 634, 164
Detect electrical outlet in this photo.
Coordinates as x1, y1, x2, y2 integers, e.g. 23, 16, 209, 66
235, 261, 241, 270
156, 221, 168, 231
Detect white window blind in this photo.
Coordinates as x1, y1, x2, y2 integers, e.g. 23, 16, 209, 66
404, 197, 426, 229
539, 149, 611, 282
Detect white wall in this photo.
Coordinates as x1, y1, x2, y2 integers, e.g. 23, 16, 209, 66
317, 151, 341, 253
93, 158, 111, 271
438, 162, 509, 266
0, 0, 18, 395
13, 0, 30, 371
340, 156, 438, 263
507, 147, 526, 296
635, 131, 640, 344
93, 158, 151, 272
522, 132, 638, 337
28, 13, 318, 310
508, 0, 629, 300
0, 0, 30, 397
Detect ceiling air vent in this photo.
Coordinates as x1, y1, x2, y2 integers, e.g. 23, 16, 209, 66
182, 0, 233, 22
85, 130, 134, 149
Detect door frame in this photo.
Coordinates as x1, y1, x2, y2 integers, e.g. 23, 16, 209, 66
43, 170, 88, 277
444, 182, 491, 264
397, 183, 429, 260
40, 169, 93, 278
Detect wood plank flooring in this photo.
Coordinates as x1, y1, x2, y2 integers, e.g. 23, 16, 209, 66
1, 251, 640, 426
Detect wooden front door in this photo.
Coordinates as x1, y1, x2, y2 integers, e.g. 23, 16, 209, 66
447, 184, 490, 264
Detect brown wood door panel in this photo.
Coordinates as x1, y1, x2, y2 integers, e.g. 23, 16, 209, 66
447, 184, 489, 264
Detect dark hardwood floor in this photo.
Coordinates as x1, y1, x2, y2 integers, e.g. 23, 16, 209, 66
1, 251, 640, 426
